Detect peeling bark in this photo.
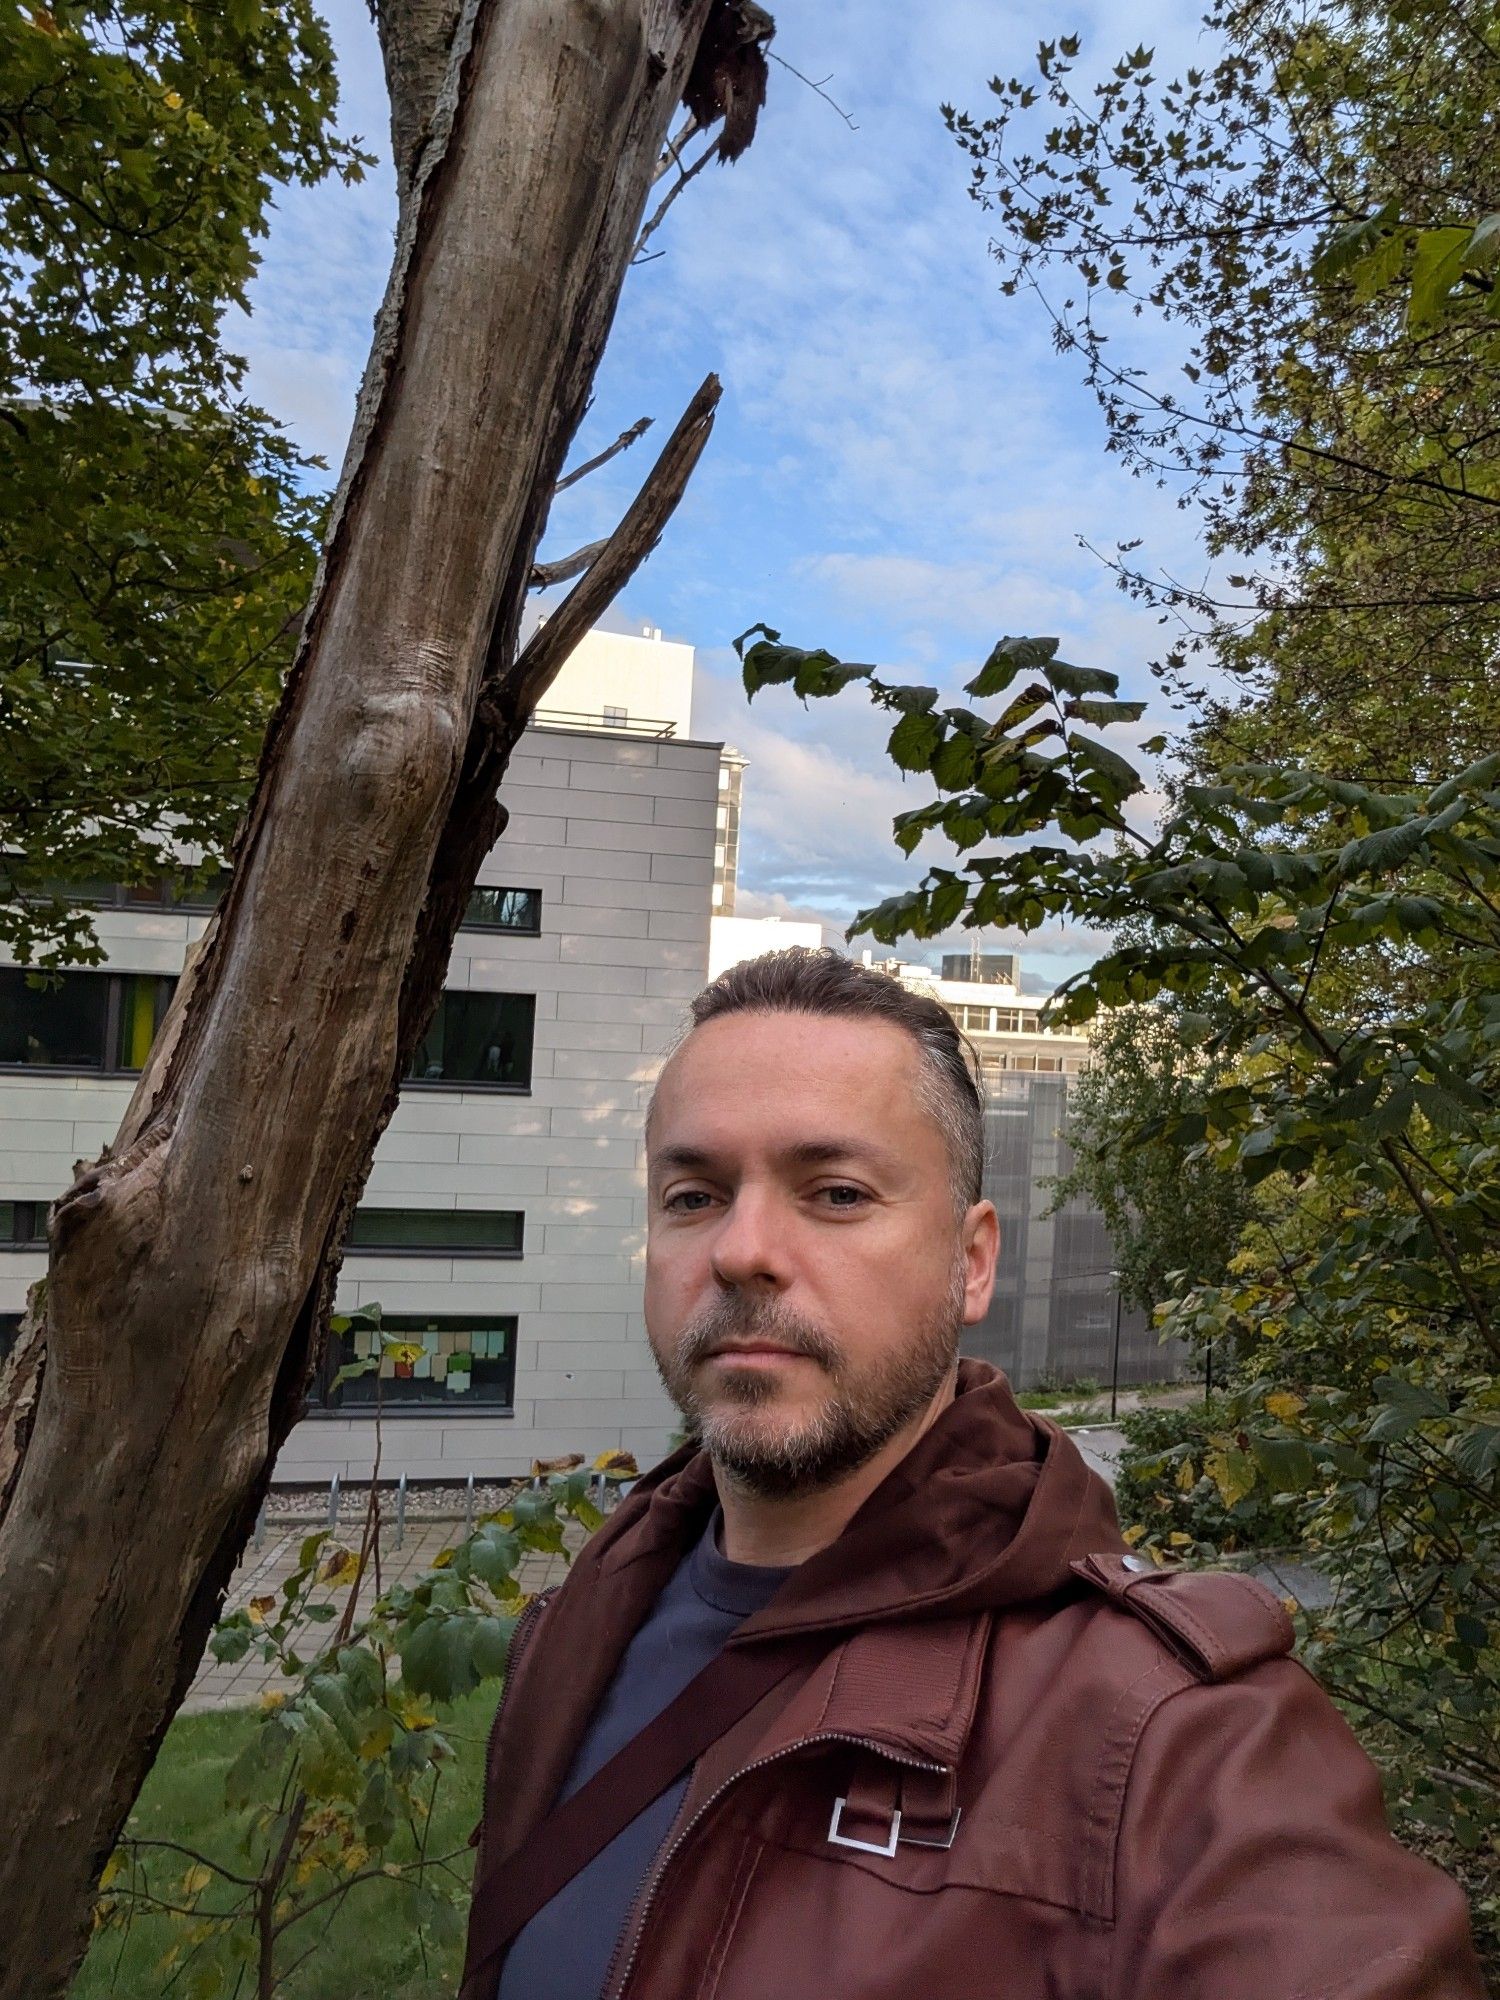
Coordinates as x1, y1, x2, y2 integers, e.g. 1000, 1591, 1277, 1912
0, 4, 759, 1991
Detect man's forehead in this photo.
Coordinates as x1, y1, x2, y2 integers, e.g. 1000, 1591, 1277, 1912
648, 1009, 928, 1150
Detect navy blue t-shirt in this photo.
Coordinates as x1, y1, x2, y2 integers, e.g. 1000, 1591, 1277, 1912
495, 1514, 794, 2000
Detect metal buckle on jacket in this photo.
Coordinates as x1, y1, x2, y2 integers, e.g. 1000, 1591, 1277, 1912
827, 1799, 964, 1856
828, 1797, 902, 1856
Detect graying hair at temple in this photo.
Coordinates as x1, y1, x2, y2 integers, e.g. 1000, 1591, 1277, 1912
658, 945, 985, 1212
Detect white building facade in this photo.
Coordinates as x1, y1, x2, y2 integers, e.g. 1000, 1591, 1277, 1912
1, 707, 725, 1484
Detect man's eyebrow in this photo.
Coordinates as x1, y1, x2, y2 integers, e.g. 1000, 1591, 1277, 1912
649, 1138, 901, 1176
650, 1144, 717, 1175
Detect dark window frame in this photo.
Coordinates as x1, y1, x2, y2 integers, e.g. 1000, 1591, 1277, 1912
0, 967, 175, 1077
460, 886, 542, 936
345, 1207, 524, 1258
311, 1312, 518, 1417
5, 860, 231, 915
404, 988, 536, 1094
0, 1200, 48, 1250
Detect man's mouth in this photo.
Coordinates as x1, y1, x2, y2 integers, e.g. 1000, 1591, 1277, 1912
704, 1342, 811, 1364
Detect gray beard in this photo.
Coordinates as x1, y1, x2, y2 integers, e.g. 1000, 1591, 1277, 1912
653, 1273, 964, 1499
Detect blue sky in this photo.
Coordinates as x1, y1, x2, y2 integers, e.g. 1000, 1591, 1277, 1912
233, 0, 1217, 993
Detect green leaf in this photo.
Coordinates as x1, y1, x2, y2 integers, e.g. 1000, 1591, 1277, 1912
887, 710, 943, 772
1407, 225, 1476, 331
1047, 660, 1119, 697
965, 636, 1058, 698
1249, 1435, 1317, 1493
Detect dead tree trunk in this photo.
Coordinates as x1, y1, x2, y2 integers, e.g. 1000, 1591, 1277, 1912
0, 2, 769, 1991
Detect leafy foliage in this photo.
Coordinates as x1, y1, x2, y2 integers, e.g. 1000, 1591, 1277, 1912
0, 3, 370, 963
1114, 1397, 1288, 1556
93, 1470, 611, 1996
1046, 997, 1258, 1319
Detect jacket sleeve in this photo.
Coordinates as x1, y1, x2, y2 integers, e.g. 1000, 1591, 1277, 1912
1110, 1657, 1485, 2000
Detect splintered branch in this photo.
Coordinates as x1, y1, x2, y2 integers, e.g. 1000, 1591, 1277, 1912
529, 536, 609, 591
553, 416, 653, 495
510, 372, 721, 715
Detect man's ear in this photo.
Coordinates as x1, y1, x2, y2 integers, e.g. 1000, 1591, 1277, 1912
961, 1200, 1000, 1325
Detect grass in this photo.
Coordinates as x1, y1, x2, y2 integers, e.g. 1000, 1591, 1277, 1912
73, 1692, 494, 2000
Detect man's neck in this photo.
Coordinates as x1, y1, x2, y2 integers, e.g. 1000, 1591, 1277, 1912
712, 1374, 957, 1568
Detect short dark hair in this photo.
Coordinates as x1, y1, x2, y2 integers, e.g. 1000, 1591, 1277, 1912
668, 946, 985, 1209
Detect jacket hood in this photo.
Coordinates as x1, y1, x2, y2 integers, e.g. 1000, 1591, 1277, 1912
609, 1359, 1123, 1641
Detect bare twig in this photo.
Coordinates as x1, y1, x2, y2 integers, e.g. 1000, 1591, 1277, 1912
529, 537, 610, 592
553, 416, 653, 496
633, 139, 720, 261
769, 51, 857, 128
508, 374, 721, 717
652, 114, 700, 184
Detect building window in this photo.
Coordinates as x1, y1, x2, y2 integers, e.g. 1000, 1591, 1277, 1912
346, 1207, 523, 1256
0, 1314, 19, 1366
318, 1314, 517, 1412
602, 705, 627, 727
462, 886, 542, 934
0, 968, 174, 1073
407, 990, 535, 1089
0, 1201, 48, 1249
8, 865, 231, 914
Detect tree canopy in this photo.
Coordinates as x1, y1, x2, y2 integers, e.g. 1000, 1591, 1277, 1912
0, 2, 369, 962
944, 0, 1500, 781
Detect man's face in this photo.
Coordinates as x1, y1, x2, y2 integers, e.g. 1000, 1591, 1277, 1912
644, 1009, 999, 1496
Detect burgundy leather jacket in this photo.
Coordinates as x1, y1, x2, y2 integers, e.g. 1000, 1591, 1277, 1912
463, 1362, 1483, 1999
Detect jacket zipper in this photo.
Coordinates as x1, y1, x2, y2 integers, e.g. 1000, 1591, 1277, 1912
470, 1586, 558, 1854
601, 1730, 947, 2000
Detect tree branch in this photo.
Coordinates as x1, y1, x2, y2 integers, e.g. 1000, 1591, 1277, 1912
633, 138, 720, 261
529, 537, 610, 591
552, 416, 653, 495
507, 372, 720, 717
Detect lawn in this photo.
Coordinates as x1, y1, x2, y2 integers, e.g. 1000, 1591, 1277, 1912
73, 1691, 495, 2000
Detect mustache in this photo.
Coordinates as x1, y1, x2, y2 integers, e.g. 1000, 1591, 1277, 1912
675, 1295, 842, 1373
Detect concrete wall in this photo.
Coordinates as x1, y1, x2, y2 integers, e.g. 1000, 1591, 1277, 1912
0, 724, 720, 1484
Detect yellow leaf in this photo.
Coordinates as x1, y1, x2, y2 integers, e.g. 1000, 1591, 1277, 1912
181, 1863, 213, 1896
259, 1690, 286, 1711
592, 1448, 639, 1477
1206, 1448, 1256, 1510
1168, 1532, 1193, 1548
246, 1594, 275, 1627
99, 1852, 126, 1890
1265, 1390, 1305, 1421
1175, 1456, 1197, 1492
1121, 1522, 1147, 1547
318, 1546, 360, 1587
163, 89, 183, 109
343, 1843, 370, 1875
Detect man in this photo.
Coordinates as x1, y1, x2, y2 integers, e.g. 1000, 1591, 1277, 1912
462, 948, 1482, 2000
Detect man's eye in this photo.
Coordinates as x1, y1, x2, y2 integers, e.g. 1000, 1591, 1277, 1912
666, 1189, 714, 1212
819, 1185, 868, 1208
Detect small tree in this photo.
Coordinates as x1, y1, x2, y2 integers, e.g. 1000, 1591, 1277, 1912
1047, 994, 1258, 1319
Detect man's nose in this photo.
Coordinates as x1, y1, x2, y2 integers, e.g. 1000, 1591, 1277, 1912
709, 1188, 790, 1292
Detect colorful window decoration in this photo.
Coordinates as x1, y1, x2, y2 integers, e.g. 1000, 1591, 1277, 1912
320, 1314, 516, 1412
